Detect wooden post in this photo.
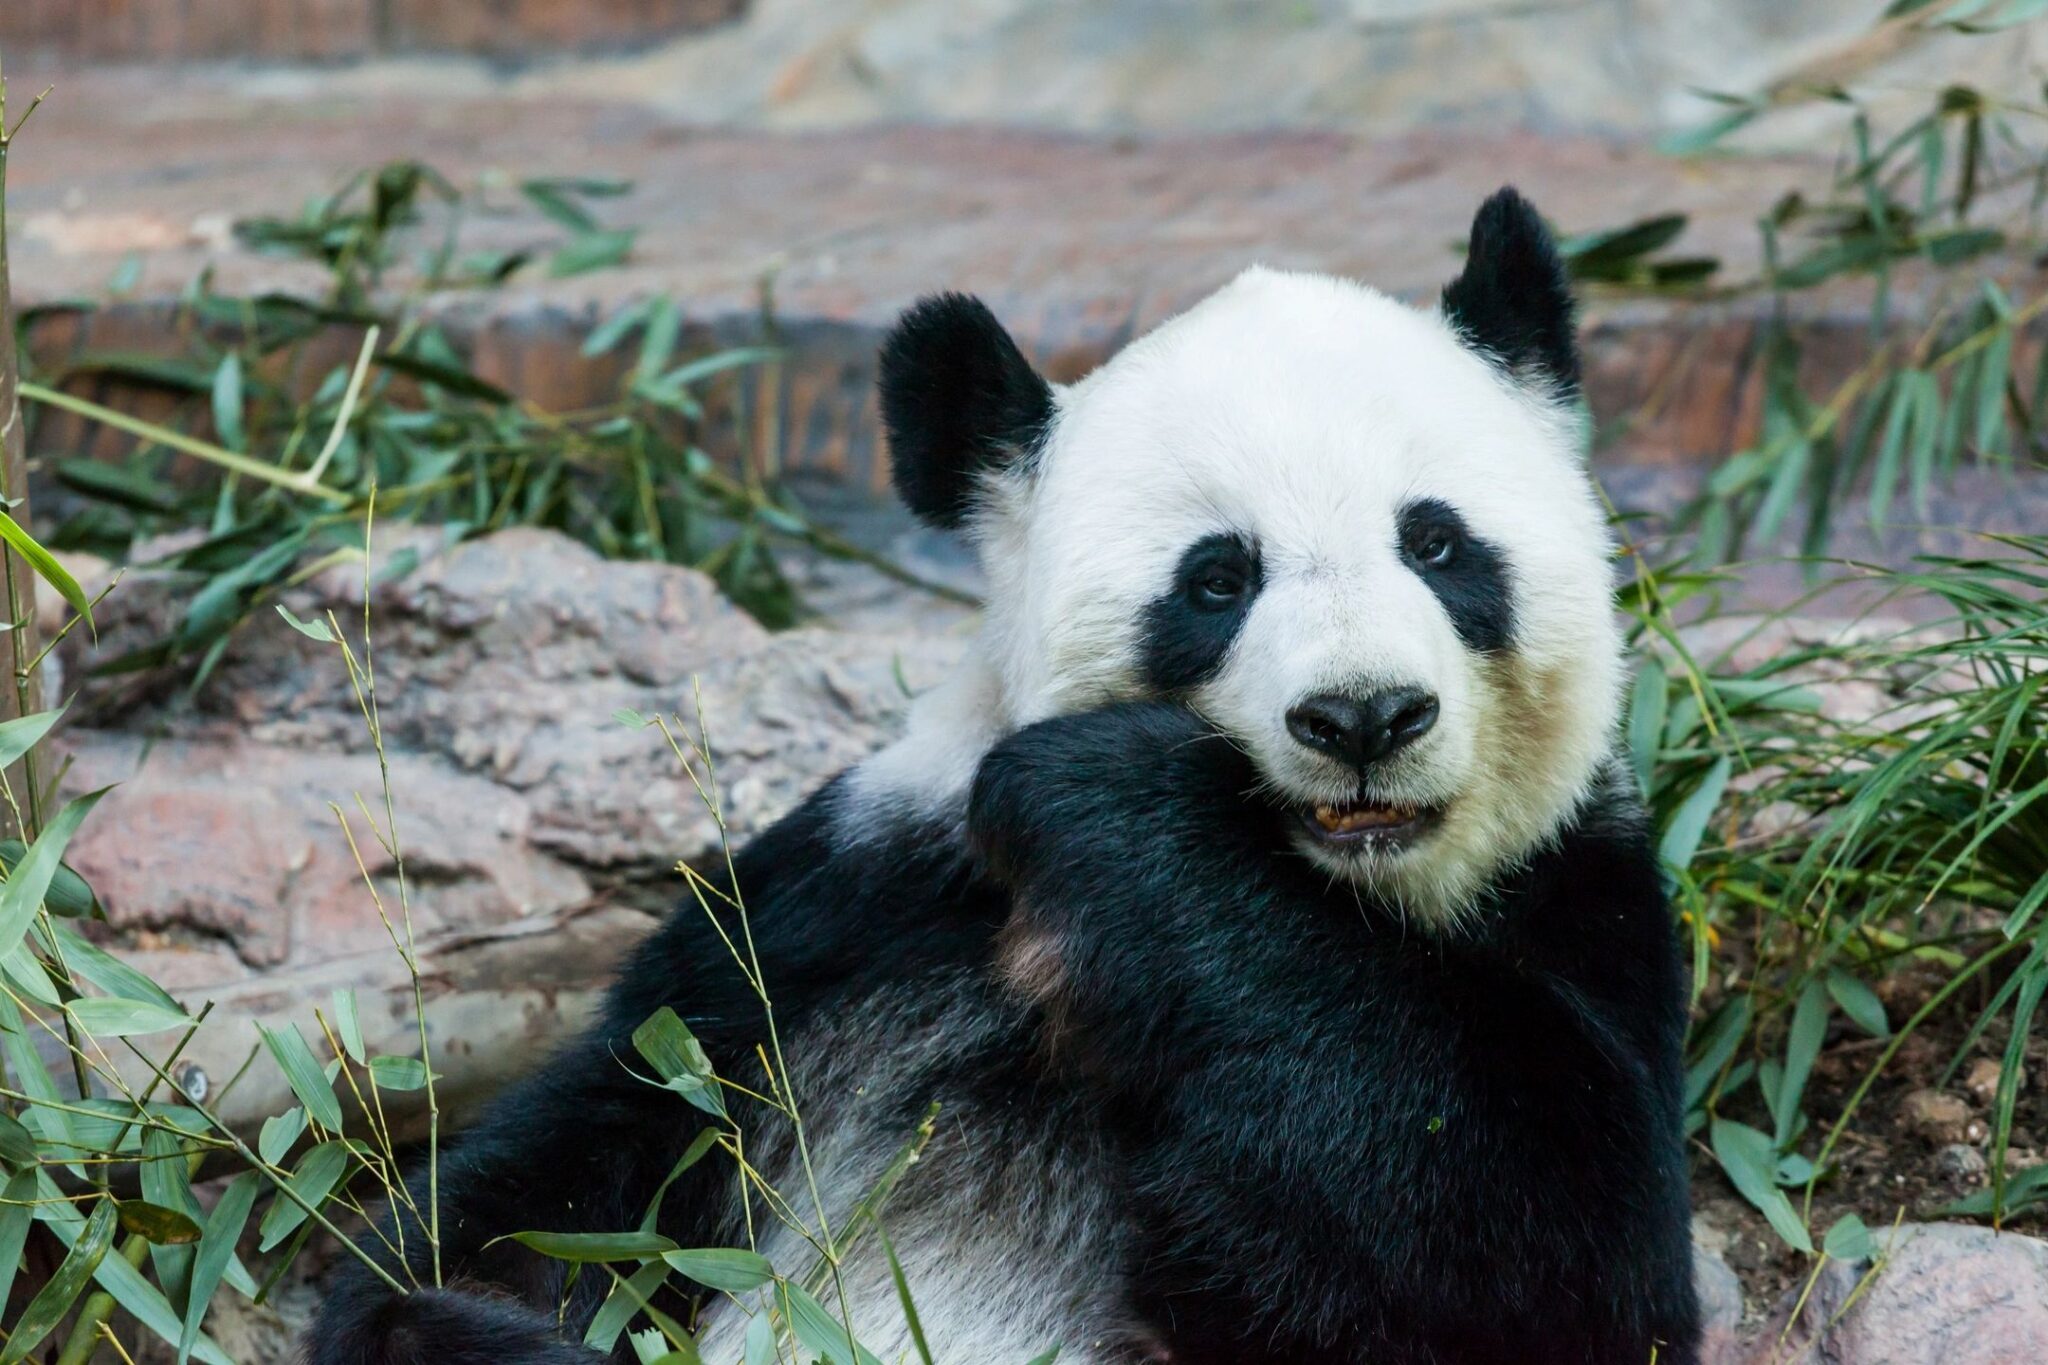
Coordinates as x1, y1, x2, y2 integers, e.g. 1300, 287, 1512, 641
0, 42, 48, 840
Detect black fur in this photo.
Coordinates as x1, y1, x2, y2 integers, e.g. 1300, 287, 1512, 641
307, 778, 1019, 1364
971, 702, 1699, 1365
1140, 531, 1264, 691
879, 293, 1055, 529
1398, 497, 1516, 653
1441, 187, 1581, 396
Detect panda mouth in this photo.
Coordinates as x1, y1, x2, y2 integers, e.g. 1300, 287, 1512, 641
1299, 797, 1442, 851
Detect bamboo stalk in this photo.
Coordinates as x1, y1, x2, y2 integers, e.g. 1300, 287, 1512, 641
0, 42, 50, 843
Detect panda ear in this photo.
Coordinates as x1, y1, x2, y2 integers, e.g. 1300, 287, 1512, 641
879, 293, 1054, 530
1440, 187, 1580, 398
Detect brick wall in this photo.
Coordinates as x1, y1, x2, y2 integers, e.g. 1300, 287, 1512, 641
1, 0, 747, 65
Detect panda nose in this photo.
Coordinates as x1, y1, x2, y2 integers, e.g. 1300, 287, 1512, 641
1285, 688, 1440, 768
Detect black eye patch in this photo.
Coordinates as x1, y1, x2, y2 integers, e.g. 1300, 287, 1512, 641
1397, 498, 1515, 654
1140, 532, 1263, 691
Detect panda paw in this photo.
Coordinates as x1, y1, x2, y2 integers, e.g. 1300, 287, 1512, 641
969, 701, 1251, 884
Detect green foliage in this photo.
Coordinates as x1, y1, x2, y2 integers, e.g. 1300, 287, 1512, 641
1588, 27, 2048, 562
20, 160, 960, 683
1635, 535, 2048, 1246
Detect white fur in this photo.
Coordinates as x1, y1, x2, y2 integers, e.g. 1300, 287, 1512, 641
849, 267, 1623, 927
690, 970, 1142, 1363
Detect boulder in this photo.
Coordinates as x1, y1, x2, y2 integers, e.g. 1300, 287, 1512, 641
1768, 1222, 2048, 1365
47, 527, 969, 1133
1695, 1238, 1748, 1365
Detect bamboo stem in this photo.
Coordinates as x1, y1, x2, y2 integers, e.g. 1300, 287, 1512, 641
0, 41, 49, 843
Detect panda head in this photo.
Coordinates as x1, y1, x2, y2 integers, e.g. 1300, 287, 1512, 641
878, 188, 1622, 928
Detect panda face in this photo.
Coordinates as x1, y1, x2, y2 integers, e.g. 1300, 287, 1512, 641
875, 190, 1625, 927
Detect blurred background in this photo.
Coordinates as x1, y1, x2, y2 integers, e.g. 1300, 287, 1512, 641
6, 0, 2045, 136
0, 5, 2046, 1363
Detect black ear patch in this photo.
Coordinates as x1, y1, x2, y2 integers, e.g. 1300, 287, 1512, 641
1440, 187, 1580, 397
878, 293, 1054, 530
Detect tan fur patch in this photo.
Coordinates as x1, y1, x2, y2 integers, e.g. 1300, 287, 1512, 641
995, 906, 1067, 1005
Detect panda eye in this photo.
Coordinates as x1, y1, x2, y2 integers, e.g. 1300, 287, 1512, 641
1191, 567, 1248, 607
1407, 526, 1458, 569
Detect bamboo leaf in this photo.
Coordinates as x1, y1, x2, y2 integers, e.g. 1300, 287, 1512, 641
638, 1127, 721, 1233
1868, 373, 1917, 528
258, 1022, 344, 1132
1774, 980, 1830, 1148
0, 508, 91, 629
0, 993, 75, 1167
1826, 969, 1890, 1038
780, 1280, 885, 1365
45, 919, 177, 1008
1658, 106, 1760, 156
255, 1140, 351, 1252
743, 1310, 776, 1365
1711, 1119, 1813, 1252
1822, 1213, 1873, 1261
661, 1248, 775, 1294
1660, 755, 1731, 875
212, 353, 246, 452
141, 1126, 203, 1308
4, 1198, 119, 1365
67, 995, 192, 1037
584, 1260, 673, 1353
876, 1220, 934, 1365
584, 298, 652, 358
375, 352, 512, 405
259, 1107, 308, 1166
332, 988, 366, 1063
550, 229, 638, 278
0, 706, 64, 772
367, 1055, 434, 1090
4, 843, 101, 920
0, 1169, 35, 1310
0, 1111, 33, 1169
31, 1170, 231, 1364
118, 1197, 204, 1246
632, 1007, 728, 1120
500, 1229, 678, 1263
277, 605, 337, 643
0, 788, 111, 961
180, 1170, 260, 1365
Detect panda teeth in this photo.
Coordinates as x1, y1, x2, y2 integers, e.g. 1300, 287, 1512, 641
1314, 802, 1415, 834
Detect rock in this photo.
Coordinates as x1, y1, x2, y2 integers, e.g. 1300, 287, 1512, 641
1775, 1223, 2048, 1364
64, 738, 595, 972
1693, 1238, 1746, 1365
71, 528, 966, 861
1899, 1089, 1977, 1148
52, 527, 971, 1135
1965, 1057, 2022, 1108
1936, 1144, 1988, 1182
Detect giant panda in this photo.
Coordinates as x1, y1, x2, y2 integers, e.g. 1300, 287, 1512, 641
309, 188, 1698, 1365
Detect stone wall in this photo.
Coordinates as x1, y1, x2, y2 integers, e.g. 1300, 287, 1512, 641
11, 0, 2038, 145
0, 0, 745, 65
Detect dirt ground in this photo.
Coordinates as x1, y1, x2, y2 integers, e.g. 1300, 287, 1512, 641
1696, 951, 2048, 1323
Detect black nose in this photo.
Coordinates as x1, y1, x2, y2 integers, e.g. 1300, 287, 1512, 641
1285, 687, 1440, 768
